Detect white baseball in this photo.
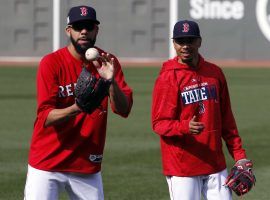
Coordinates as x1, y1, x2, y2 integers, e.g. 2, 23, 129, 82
85, 48, 100, 61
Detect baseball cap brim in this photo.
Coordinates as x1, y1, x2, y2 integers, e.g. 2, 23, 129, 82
69, 19, 100, 25
172, 35, 201, 39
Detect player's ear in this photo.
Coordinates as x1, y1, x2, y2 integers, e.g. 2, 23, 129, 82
94, 25, 99, 36
65, 26, 72, 37
172, 39, 177, 48
173, 39, 180, 51
197, 38, 202, 47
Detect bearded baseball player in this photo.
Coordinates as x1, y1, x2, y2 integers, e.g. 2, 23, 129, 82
24, 5, 133, 200
151, 20, 254, 200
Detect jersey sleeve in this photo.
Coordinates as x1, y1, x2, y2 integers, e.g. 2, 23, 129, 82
151, 69, 190, 137
109, 57, 133, 118
36, 55, 59, 126
219, 70, 247, 161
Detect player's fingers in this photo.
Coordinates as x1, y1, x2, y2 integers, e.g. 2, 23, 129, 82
107, 54, 114, 64
103, 53, 113, 64
190, 123, 204, 133
191, 115, 197, 122
194, 122, 204, 127
106, 53, 113, 60
191, 127, 203, 134
101, 53, 112, 62
92, 60, 102, 69
99, 53, 107, 64
190, 121, 203, 127
110, 57, 115, 66
195, 125, 204, 131
190, 126, 203, 132
190, 128, 200, 134
102, 53, 114, 70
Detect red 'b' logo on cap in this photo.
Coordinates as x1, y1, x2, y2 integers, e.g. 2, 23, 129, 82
80, 7, 88, 16
182, 23, 189, 33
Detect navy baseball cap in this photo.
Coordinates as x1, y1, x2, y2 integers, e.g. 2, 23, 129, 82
67, 5, 100, 25
172, 20, 201, 39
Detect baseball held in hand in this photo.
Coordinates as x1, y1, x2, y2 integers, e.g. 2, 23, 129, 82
85, 48, 100, 61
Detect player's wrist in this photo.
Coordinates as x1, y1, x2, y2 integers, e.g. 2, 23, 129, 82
236, 158, 248, 162
71, 103, 82, 115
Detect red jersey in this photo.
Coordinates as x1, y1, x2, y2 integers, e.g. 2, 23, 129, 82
151, 56, 246, 176
29, 47, 133, 174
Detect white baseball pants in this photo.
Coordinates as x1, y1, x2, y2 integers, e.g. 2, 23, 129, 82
24, 165, 104, 200
166, 169, 232, 200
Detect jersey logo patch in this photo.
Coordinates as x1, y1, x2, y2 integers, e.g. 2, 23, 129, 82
181, 85, 217, 105
89, 154, 103, 163
198, 102, 205, 114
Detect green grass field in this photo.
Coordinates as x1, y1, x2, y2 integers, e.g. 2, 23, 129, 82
0, 66, 269, 200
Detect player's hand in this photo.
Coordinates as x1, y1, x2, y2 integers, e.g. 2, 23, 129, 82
189, 115, 204, 134
92, 53, 115, 80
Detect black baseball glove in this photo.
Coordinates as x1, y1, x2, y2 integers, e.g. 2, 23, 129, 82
75, 67, 112, 114
225, 159, 256, 196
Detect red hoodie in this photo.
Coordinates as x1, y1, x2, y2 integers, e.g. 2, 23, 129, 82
152, 56, 246, 176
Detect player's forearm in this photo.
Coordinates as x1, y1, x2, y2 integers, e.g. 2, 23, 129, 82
44, 104, 81, 127
152, 118, 190, 137
109, 80, 130, 115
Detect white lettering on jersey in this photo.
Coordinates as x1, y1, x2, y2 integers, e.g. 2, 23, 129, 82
201, 87, 207, 100
65, 84, 73, 96
58, 86, 65, 97
58, 83, 76, 98
184, 82, 208, 91
181, 85, 217, 105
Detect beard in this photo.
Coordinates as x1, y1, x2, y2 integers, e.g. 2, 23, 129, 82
70, 35, 96, 55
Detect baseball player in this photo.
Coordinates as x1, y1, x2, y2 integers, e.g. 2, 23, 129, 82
151, 20, 252, 200
24, 5, 133, 200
